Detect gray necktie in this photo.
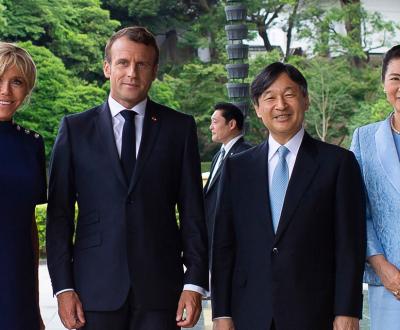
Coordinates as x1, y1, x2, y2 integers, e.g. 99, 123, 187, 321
270, 146, 290, 233
217, 147, 225, 170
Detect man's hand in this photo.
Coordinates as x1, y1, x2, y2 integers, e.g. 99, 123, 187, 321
175, 290, 202, 328
369, 255, 400, 299
213, 318, 235, 330
57, 291, 86, 329
333, 316, 359, 330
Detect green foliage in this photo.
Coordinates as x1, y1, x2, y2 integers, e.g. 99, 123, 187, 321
344, 97, 392, 147
201, 161, 212, 173
0, 0, 7, 30
294, 56, 357, 144
179, 4, 227, 62
102, 0, 202, 32
296, 1, 399, 60
35, 205, 46, 256
1, 0, 119, 79
14, 42, 106, 159
149, 76, 180, 110
172, 62, 228, 160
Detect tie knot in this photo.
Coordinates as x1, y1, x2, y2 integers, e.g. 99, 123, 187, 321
120, 110, 137, 122
278, 145, 289, 159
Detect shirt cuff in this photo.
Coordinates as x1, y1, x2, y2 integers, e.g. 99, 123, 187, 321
183, 284, 207, 297
55, 288, 74, 296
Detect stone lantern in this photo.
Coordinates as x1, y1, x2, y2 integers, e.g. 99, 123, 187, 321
224, 0, 249, 120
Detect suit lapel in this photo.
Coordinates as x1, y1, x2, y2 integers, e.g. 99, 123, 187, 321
204, 152, 220, 193
375, 116, 400, 194
207, 156, 224, 192
96, 102, 127, 189
128, 99, 161, 193
274, 133, 319, 242
228, 137, 245, 156
252, 141, 275, 235
206, 137, 246, 193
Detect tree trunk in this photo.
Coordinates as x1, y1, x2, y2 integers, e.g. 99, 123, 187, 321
284, 0, 300, 61
340, 0, 364, 67
257, 23, 274, 52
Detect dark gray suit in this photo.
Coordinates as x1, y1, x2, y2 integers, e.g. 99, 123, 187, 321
203, 137, 251, 263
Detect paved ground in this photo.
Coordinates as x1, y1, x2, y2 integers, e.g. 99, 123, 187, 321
39, 263, 369, 330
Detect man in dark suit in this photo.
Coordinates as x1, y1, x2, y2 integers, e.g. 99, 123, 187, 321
211, 62, 366, 330
46, 26, 208, 330
204, 102, 251, 264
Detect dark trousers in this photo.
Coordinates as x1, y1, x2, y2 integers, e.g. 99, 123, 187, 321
270, 320, 276, 330
82, 290, 179, 330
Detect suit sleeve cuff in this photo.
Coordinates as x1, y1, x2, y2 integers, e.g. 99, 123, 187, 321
183, 284, 207, 297
55, 288, 75, 296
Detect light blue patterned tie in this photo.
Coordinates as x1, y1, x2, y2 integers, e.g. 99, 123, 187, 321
270, 146, 290, 233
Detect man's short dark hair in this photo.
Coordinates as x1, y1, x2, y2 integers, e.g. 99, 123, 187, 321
382, 45, 400, 82
214, 102, 245, 130
250, 62, 308, 106
105, 26, 159, 65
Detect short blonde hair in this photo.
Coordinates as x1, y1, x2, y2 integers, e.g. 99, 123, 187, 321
0, 42, 36, 96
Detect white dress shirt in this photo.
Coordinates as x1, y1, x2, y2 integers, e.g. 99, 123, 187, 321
108, 95, 146, 157
56, 96, 206, 297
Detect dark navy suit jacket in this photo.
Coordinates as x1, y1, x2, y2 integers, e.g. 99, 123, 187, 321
203, 137, 251, 264
46, 99, 208, 311
211, 132, 366, 330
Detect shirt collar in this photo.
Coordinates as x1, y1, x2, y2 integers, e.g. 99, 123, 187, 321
222, 134, 243, 156
268, 127, 304, 161
108, 95, 147, 117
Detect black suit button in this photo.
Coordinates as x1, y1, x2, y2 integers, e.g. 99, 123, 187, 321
127, 198, 134, 204
272, 247, 279, 255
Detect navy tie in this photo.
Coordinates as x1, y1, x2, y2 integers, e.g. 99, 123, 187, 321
270, 146, 290, 233
120, 110, 137, 182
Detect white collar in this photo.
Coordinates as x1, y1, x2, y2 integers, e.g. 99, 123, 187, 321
268, 128, 304, 161
108, 95, 147, 117
222, 134, 243, 156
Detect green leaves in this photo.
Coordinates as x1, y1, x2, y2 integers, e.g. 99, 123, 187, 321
14, 42, 106, 159
1, 0, 119, 78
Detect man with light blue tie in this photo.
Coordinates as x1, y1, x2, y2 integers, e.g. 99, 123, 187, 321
211, 62, 366, 330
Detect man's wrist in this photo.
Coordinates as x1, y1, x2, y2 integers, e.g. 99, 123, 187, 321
183, 284, 207, 297
55, 288, 74, 296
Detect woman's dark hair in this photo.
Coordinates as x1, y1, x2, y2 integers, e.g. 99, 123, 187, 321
382, 45, 400, 82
